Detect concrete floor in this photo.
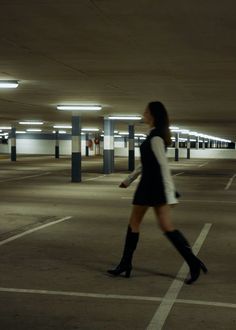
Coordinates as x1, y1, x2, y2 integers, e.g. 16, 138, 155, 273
0, 155, 235, 330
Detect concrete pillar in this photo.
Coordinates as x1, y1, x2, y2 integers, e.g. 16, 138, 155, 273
103, 118, 114, 174
196, 136, 199, 149
85, 133, 89, 156
202, 138, 205, 149
71, 115, 81, 182
175, 132, 179, 161
187, 135, 191, 159
55, 130, 59, 159
10, 127, 16, 161
128, 125, 135, 171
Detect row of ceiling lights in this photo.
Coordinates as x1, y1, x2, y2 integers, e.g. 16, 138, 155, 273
0, 81, 232, 143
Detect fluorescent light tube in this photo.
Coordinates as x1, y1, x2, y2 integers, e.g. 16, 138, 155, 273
0, 80, 19, 88
16, 131, 26, 134
81, 128, 99, 132
108, 116, 142, 120
26, 129, 42, 132
53, 125, 72, 129
19, 121, 44, 125
57, 105, 102, 111
0, 126, 11, 129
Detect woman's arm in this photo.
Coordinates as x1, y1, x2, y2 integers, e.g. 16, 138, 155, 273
120, 164, 142, 187
151, 136, 178, 204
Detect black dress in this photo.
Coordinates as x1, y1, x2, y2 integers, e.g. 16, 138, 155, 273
132, 129, 177, 206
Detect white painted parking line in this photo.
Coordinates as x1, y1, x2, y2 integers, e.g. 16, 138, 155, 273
146, 223, 212, 330
0, 172, 51, 183
0, 216, 72, 246
173, 172, 184, 176
0, 285, 235, 310
198, 162, 208, 167
224, 174, 236, 190
84, 175, 106, 181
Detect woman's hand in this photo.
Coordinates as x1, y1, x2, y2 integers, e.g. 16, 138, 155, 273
119, 182, 128, 188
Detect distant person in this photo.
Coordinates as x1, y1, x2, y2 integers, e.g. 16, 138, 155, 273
107, 101, 207, 284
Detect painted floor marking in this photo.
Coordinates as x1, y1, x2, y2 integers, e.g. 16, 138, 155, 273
224, 174, 236, 190
173, 172, 184, 176
84, 175, 106, 181
0, 286, 235, 310
198, 162, 209, 167
0, 216, 72, 246
0, 172, 51, 183
146, 223, 212, 330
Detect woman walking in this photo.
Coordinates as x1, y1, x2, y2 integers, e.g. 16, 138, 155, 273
107, 101, 207, 284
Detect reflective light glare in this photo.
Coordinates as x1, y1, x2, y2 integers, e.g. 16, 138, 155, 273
0, 80, 19, 88
119, 132, 129, 135
26, 129, 42, 132
57, 105, 102, 111
58, 130, 67, 134
108, 116, 142, 120
53, 125, 72, 129
0, 133, 9, 136
81, 128, 99, 132
19, 121, 44, 125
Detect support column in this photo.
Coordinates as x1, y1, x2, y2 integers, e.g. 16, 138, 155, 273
85, 133, 89, 156
187, 135, 190, 159
10, 127, 16, 161
196, 136, 199, 149
175, 132, 179, 161
202, 138, 205, 149
103, 118, 114, 174
55, 130, 59, 159
71, 115, 81, 182
128, 125, 135, 171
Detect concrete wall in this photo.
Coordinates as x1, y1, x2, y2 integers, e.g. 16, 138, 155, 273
1, 136, 235, 159
115, 147, 236, 159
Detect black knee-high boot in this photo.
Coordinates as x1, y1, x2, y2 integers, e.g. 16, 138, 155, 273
107, 226, 139, 278
165, 230, 208, 284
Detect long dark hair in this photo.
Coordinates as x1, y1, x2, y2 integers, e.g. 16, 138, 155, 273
148, 101, 172, 146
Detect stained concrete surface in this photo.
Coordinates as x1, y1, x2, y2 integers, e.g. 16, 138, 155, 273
0, 155, 235, 329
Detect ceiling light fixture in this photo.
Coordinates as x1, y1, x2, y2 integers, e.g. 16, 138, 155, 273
26, 129, 42, 132
108, 116, 142, 120
0, 80, 19, 88
57, 105, 102, 111
81, 128, 99, 132
0, 126, 11, 130
53, 125, 72, 129
19, 121, 44, 125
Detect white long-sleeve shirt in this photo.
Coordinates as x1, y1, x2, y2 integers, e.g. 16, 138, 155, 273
122, 136, 178, 204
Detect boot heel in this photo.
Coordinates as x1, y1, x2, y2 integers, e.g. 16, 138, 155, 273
200, 262, 208, 274
125, 268, 132, 278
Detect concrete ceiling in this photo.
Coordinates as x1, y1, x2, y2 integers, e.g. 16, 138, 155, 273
0, 0, 235, 140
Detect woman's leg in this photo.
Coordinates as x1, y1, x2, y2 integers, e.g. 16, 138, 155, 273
129, 204, 149, 232
153, 204, 207, 284
107, 205, 148, 277
153, 204, 175, 232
